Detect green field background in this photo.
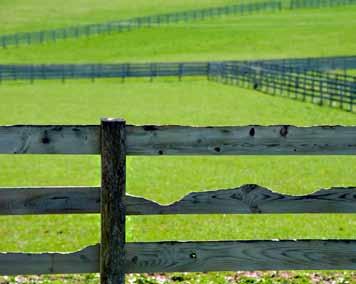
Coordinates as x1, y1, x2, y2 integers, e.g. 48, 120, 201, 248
1, 6, 356, 63
0, 1, 356, 283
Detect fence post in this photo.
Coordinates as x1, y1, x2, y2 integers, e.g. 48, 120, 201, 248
39, 31, 44, 44
91, 65, 96, 83
311, 71, 315, 102
30, 65, 34, 84
179, 63, 183, 81
319, 80, 324, 105
13, 65, 17, 81
206, 62, 211, 80
61, 66, 66, 83
1, 36, 6, 49
100, 118, 126, 284
150, 63, 154, 82
121, 64, 126, 83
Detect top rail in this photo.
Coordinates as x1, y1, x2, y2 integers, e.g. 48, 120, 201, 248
0, 125, 355, 155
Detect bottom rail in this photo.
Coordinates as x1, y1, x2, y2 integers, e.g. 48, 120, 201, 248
2, 240, 356, 275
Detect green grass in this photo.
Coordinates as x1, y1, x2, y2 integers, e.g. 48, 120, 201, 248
1, 7, 355, 63
0, 1, 356, 283
0, 0, 266, 34
0, 79, 355, 283
0, 78, 355, 249
3, 271, 356, 283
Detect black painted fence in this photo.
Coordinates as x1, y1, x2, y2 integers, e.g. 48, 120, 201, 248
2, 0, 356, 49
289, 0, 356, 9
0, 56, 355, 113
1, 56, 356, 84
251, 55, 356, 72
208, 61, 356, 112
0, 62, 209, 83
0, 1, 281, 48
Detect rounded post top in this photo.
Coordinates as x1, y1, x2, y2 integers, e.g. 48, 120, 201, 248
101, 118, 126, 123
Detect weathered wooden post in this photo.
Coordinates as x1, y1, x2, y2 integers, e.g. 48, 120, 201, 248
100, 118, 126, 284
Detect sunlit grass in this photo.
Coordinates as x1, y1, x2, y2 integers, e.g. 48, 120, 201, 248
0, 7, 356, 63
0, 79, 354, 253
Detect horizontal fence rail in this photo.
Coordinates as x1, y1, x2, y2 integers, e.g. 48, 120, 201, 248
0, 119, 355, 282
1, 185, 356, 216
4, 240, 356, 275
0, 125, 355, 155
0, 1, 281, 48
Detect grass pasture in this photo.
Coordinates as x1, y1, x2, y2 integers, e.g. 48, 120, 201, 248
0, 79, 356, 283
1, 6, 356, 63
0, 1, 356, 283
0, 0, 268, 34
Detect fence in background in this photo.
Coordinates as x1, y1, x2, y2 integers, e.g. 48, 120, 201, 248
1, 56, 356, 83
0, 1, 281, 48
290, 0, 356, 9
0, 62, 209, 83
251, 55, 356, 72
209, 61, 356, 112
1, 57, 355, 113
2, 0, 356, 48
0, 119, 355, 283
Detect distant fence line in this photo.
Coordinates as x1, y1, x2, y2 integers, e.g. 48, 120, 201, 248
0, 62, 209, 83
1, 56, 356, 83
0, 1, 281, 48
251, 55, 356, 72
2, 0, 356, 49
208, 61, 356, 112
0, 57, 355, 113
289, 0, 356, 9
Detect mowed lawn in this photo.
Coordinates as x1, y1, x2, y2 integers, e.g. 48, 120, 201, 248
0, 0, 267, 34
0, 6, 356, 63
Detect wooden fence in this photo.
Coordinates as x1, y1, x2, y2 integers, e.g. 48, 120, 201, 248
0, 120, 356, 283
290, 0, 356, 9
0, 62, 209, 83
209, 62, 356, 112
2, 56, 356, 84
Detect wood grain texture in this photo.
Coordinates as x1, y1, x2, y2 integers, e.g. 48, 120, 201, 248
1, 185, 356, 215
0, 186, 100, 215
0, 245, 99, 275
126, 185, 356, 215
100, 118, 126, 284
3, 240, 356, 275
0, 125, 355, 155
0, 125, 99, 154
126, 125, 356, 155
125, 240, 356, 272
